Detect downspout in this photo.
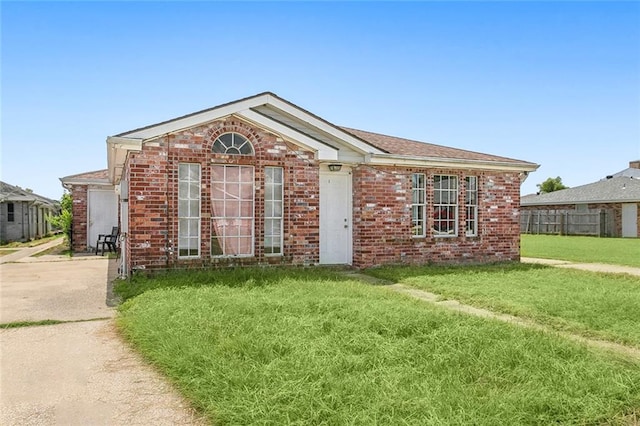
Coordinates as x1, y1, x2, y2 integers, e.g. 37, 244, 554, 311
22, 202, 28, 241
119, 182, 129, 280
25, 201, 35, 240
165, 134, 172, 269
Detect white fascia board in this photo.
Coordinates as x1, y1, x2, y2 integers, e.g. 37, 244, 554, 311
120, 94, 273, 140
107, 136, 143, 184
107, 136, 144, 148
266, 97, 385, 155
60, 178, 111, 186
238, 109, 339, 161
366, 153, 540, 173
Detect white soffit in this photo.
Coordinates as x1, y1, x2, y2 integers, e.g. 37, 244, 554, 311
253, 102, 385, 155
107, 136, 142, 184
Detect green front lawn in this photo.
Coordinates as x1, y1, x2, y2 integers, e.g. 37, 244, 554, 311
368, 263, 640, 347
521, 234, 640, 267
117, 268, 640, 425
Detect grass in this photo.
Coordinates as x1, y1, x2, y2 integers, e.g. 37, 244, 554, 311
117, 268, 640, 425
0, 249, 19, 257
521, 234, 640, 267
32, 242, 71, 257
0, 317, 110, 329
115, 267, 347, 302
367, 263, 640, 348
0, 234, 63, 249
0, 319, 66, 329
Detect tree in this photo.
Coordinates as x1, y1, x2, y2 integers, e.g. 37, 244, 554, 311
537, 176, 569, 194
47, 192, 72, 244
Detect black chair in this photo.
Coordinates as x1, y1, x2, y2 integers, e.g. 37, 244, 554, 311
95, 226, 119, 255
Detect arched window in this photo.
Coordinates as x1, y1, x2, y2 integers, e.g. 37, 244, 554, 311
212, 133, 253, 155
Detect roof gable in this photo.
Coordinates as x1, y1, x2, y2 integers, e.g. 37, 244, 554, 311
107, 92, 539, 183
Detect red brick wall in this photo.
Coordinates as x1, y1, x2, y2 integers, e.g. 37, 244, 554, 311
124, 116, 319, 271
70, 185, 88, 252
123, 115, 525, 271
582, 203, 622, 236
352, 166, 522, 267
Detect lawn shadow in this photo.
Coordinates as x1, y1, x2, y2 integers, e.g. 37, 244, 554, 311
114, 266, 356, 303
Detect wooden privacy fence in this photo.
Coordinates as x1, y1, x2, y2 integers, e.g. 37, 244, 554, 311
520, 209, 615, 237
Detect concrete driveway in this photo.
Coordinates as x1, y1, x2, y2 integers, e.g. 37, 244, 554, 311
0, 244, 206, 425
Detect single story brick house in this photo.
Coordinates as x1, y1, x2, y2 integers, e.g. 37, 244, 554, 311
521, 161, 640, 238
64, 92, 538, 275
0, 181, 59, 243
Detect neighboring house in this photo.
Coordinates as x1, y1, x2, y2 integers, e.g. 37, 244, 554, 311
521, 160, 640, 237
66, 92, 538, 275
0, 181, 59, 243
60, 170, 118, 252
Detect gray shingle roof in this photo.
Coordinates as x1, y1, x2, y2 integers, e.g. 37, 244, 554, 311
609, 166, 640, 179
113, 92, 537, 168
341, 127, 536, 166
522, 176, 640, 206
0, 181, 59, 206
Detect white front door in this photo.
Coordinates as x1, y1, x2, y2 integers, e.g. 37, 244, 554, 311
621, 203, 638, 237
87, 189, 119, 250
319, 169, 352, 264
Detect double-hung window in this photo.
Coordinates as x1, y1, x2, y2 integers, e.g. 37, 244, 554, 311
7, 203, 14, 222
178, 163, 201, 257
264, 167, 283, 255
411, 173, 426, 237
433, 175, 458, 236
211, 165, 255, 257
465, 176, 478, 236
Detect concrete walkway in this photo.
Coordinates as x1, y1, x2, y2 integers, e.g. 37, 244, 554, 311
0, 246, 206, 425
0, 238, 65, 264
388, 283, 640, 361
521, 257, 640, 276
344, 265, 640, 361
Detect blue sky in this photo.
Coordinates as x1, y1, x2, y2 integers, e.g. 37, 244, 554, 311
2, 1, 639, 200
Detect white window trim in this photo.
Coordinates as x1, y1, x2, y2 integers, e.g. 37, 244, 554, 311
178, 163, 201, 258
433, 175, 458, 238
264, 166, 284, 256
465, 176, 478, 237
411, 173, 426, 238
